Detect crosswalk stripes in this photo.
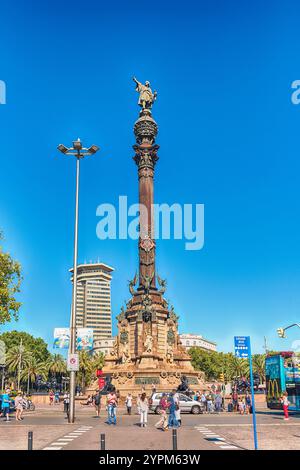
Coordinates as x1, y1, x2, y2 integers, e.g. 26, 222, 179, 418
194, 426, 239, 450
43, 426, 93, 450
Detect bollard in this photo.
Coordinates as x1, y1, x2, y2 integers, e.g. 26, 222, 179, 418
100, 433, 105, 450
172, 428, 177, 450
28, 431, 33, 450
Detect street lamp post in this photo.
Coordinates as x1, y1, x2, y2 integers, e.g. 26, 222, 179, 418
57, 138, 99, 423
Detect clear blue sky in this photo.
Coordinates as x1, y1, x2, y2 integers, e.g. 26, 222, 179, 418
1, 0, 300, 354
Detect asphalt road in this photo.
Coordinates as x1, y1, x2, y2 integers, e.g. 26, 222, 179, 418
0, 405, 300, 450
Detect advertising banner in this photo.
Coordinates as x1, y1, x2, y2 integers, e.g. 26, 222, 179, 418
76, 328, 93, 351
53, 328, 70, 349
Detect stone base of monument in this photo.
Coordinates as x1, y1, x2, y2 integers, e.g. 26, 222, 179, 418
87, 357, 205, 399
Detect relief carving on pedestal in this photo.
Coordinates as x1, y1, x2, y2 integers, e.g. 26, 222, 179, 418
166, 344, 174, 364
143, 323, 153, 354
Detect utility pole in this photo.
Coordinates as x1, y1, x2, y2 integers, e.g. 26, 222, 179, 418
263, 336, 269, 354
17, 339, 23, 390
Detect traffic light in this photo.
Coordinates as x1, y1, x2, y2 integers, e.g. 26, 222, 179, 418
219, 373, 225, 382
277, 327, 286, 338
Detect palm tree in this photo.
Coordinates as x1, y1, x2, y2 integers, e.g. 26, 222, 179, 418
21, 356, 48, 394
252, 354, 266, 384
46, 354, 67, 390
229, 356, 249, 380
46, 354, 67, 375
78, 351, 93, 390
92, 352, 105, 371
6, 342, 31, 389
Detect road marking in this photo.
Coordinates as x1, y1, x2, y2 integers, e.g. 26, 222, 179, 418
195, 425, 239, 450
43, 446, 62, 450
201, 423, 300, 427
50, 442, 69, 446
42, 426, 93, 450
220, 445, 239, 449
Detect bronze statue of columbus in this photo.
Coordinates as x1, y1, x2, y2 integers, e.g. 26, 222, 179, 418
133, 76, 157, 109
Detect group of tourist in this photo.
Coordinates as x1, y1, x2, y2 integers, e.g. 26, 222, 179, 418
228, 391, 253, 414
0, 388, 27, 422
48, 389, 61, 405
82, 387, 181, 430
125, 388, 181, 430
193, 390, 224, 413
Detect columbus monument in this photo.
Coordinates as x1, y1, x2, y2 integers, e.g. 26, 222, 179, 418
101, 78, 204, 395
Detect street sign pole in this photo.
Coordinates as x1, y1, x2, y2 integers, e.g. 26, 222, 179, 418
234, 336, 258, 450
248, 339, 258, 450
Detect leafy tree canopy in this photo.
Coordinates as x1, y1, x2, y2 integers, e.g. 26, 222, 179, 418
0, 232, 22, 324
0, 330, 50, 363
189, 347, 266, 382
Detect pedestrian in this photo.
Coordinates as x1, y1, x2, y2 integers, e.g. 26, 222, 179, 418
14, 391, 24, 421
207, 394, 214, 413
214, 393, 222, 413
281, 392, 290, 420
139, 392, 149, 427
245, 393, 251, 414
125, 393, 132, 415
54, 390, 60, 405
238, 397, 245, 415
168, 391, 179, 428
200, 392, 207, 413
49, 390, 54, 406
94, 390, 102, 418
136, 394, 141, 415
63, 392, 70, 416
155, 393, 169, 431
106, 389, 117, 425
1, 388, 11, 422
232, 391, 238, 412
174, 394, 181, 427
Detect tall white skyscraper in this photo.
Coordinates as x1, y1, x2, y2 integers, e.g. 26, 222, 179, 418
70, 262, 114, 341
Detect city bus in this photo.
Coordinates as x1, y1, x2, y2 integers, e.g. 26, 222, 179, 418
265, 352, 300, 411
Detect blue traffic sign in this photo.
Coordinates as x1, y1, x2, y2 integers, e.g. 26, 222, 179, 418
233, 335, 258, 450
234, 336, 250, 358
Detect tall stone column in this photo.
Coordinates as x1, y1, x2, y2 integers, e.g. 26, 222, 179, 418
133, 109, 159, 289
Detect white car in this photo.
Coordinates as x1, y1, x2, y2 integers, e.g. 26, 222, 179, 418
149, 392, 204, 414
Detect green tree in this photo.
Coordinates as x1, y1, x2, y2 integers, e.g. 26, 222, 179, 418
0, 331, 50, 363
5, 343, 31, 389
78, 351, 93, 391
21, 355, 48, 394
0, 232, 22, 324
46, 354, 67, 375
229, 356, 249, 379
189, 348, 222, 380
188, 347, 257, 382
92, 352, 105, 371
252, 354, 266, 384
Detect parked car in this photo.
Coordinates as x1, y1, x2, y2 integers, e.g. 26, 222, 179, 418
149, 392, 203, 414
